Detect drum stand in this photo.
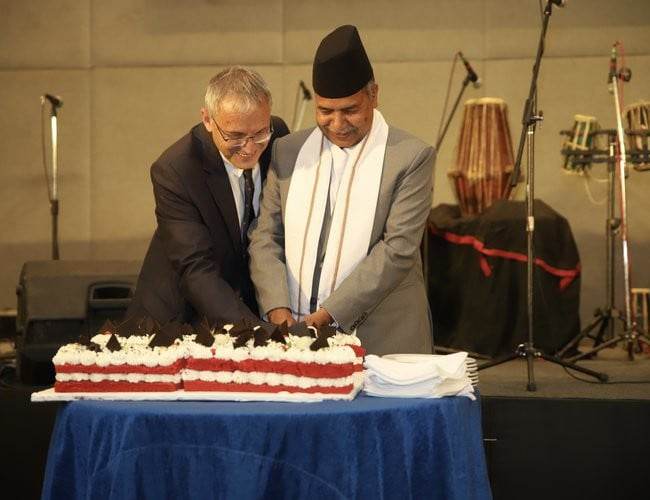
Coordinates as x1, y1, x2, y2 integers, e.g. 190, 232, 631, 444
477, 0, 608, 390
557, 132, 626, 358
562, 56, 650, 362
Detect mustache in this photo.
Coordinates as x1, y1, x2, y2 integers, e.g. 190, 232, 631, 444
322, 124, 357, 135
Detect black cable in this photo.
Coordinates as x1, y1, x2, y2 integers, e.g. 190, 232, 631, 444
435, 52, 461, 146
562, 365, 650, 385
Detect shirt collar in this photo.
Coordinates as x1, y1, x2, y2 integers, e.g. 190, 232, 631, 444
219, 152, 259, 178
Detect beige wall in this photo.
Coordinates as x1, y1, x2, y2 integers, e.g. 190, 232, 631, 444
1, 0, 649, 328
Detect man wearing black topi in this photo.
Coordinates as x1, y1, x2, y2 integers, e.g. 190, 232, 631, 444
127, 67, 289, 326
249, 26, 435, 355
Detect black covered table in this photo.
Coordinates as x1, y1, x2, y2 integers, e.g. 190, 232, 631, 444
427, 200, 581, 357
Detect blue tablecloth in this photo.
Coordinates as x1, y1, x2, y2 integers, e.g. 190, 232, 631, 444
41, 394, 491, 500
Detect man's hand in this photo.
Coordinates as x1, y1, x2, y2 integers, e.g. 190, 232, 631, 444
304, 308, 333, 328
267, 307, 296, 326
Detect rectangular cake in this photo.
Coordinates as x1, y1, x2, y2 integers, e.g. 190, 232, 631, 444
52, 322, 186, 392
183, 323, 365, 395
52, 318, 365, 398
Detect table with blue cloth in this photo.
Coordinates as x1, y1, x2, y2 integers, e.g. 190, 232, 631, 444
41, 393, 491, 499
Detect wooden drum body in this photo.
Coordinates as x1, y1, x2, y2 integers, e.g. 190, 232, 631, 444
449, 97, 514, 216
624, 100, 650, 171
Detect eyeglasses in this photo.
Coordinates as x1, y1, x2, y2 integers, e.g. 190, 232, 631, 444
212, 118, 273, 148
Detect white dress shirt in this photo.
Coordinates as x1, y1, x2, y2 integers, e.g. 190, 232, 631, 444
327, 139, 364, 214
220, 153, 261, 232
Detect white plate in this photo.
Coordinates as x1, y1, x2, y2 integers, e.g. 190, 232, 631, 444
383, 353, 459, 363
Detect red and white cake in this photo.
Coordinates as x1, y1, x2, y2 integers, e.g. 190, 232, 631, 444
183, 323, 365, 395
52, 321, 186, 393
52, 319, 365, 398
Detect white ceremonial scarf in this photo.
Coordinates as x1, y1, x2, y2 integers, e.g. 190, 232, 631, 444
284, 109, 388, 320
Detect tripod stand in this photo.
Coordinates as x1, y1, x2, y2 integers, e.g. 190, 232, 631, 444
557, 131, 627, 359
563, 49, 650, 362
477, 0, 608, 390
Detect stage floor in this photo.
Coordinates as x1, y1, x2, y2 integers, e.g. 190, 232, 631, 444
478, 340, 650, 400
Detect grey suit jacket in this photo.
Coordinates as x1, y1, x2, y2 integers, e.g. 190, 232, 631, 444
248, 126, 435, 355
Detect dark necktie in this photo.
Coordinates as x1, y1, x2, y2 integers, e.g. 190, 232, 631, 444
241, 169, 255, 247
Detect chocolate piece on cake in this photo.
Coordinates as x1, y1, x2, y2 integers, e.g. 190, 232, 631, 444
106, 333, 122, 352
164, 320, 185, 339
79, 332, 101, 352
210, 317, 228, 334
117, 316, 151, 337
142, 316, 161, 336
233, 329, 254, 349
253, 327, 271, 347
194, 319, 215, 347
269, 322, 288, 345
87, 342, 103, 352
288, 321, 313, 338
97, 319, 118, 336
309, 325, 337, 351
149, 324, 176, 348
179, 323, 194, 337
228, 319, 252, 338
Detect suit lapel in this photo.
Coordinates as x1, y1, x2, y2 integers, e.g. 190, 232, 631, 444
193, 125, 243, 256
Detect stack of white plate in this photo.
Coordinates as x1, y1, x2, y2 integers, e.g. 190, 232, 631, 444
466, 357, 479, 387
382, 353, 479, 388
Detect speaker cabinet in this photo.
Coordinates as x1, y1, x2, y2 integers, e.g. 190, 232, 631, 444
15, 260, 141, 385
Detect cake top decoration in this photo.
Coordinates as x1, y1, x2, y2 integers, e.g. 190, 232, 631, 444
269, 321, 288, 344
97, 319, 118, 336
194, 318, 215, 347
288, 321, 314, 338
309, 325, 337, 351
106, 333, 122, 352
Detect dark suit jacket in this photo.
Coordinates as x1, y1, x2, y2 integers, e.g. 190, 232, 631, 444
127, 117, 289, 325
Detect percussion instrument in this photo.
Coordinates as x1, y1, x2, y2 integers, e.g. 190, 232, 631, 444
631, 288, 650, 338
623, 101, 650, 171
561, 114, 601, 172
449, 97, 514, 216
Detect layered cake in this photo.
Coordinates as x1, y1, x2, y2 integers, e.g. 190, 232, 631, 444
52, 319, 186, 392
183, 321, 365, 395
52, 317, 365, 398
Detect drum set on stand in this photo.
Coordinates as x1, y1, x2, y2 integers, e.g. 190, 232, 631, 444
558, 100, 650, 360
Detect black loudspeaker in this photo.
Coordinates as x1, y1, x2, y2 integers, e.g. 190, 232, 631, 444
15, 260, 141, 385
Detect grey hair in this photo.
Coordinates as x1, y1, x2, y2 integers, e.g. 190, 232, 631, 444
204, 66, 272, 117
364, 80, 377, 98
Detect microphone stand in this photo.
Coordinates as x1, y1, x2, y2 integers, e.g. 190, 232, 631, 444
41, 95, 62, 260
291, 81, 312, 132
476, 0, 608, 389
435, 74, 473, 151
427, 59, 477, 355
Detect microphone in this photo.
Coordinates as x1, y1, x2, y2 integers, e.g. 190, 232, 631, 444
549, 0, 567, 7
458, 52, 481, 88
44, 93, 64, 108
299, 81, 312, 100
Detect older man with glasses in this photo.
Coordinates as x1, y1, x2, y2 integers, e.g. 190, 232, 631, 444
127, 66, 289, 327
